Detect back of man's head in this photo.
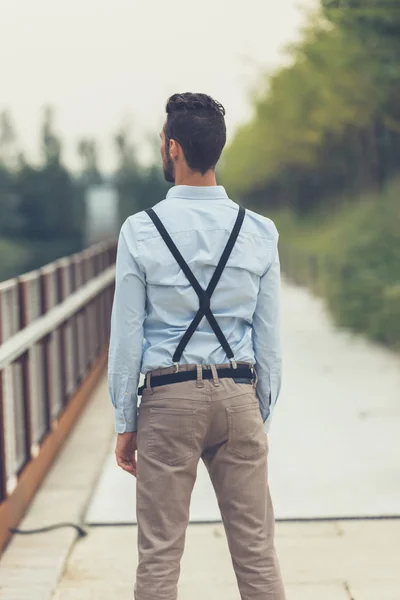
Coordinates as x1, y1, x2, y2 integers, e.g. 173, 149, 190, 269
164, 93, 226, 175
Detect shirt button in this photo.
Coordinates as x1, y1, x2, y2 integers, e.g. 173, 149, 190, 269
124, 393, 128, 396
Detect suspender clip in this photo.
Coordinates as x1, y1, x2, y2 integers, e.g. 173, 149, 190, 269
174, 362, 180, 373
230, 359, 237, 370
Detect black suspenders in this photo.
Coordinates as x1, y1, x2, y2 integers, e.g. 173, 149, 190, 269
145, 206, 246, 367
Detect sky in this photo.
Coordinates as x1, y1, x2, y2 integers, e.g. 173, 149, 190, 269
0, 0, 316, 170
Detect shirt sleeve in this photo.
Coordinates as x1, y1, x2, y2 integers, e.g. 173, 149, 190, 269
108, 220, 146, 433
252, 238, 282, 432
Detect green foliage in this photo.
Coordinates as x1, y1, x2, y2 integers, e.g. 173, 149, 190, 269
114, 127, 170, 223
77, 138, 103, 187
15, 162, 82, 238
41, 107, 62, 167
222, 0, 400, 347
0, 106, 169, 281
275, 181, 400, 348
222, 1, 400, 211
0, 237, 30, 281
0, 107, 86, 279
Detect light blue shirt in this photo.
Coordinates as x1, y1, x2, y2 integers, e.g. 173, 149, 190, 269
108, 185, 282, 434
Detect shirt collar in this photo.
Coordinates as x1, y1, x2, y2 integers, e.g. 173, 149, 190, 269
166, 185, 229, 201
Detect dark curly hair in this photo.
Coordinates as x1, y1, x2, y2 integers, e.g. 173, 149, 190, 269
164, 93, 226, 175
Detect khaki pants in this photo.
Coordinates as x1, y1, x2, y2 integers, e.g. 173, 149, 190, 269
135, 364, 286, 600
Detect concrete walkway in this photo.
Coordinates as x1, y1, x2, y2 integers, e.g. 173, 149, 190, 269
2, 382, 399, 600
52, 519, 400, 600
85, 280, 400, 525
1, 280, 400, 599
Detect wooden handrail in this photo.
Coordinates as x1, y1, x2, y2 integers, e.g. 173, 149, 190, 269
0, 239, 117, 553
0, 266, 115, 371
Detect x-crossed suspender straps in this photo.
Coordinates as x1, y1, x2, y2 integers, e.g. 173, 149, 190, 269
145, 206, 246, 365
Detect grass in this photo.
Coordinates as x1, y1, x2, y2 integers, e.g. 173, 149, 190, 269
267, 180, 400, 348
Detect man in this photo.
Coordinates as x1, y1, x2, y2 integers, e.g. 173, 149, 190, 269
108, 92, 285, 600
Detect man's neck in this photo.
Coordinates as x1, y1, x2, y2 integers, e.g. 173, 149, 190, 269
174, 170, 217, 187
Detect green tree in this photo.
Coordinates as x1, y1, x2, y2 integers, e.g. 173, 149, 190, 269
0, 111, 21, 235
222, 1, 400, 212
113, 127, 169, 222
114, 125, 140, 222
16, 107, 84, 239
0, 111, 18, 170
77, 138, 103, 186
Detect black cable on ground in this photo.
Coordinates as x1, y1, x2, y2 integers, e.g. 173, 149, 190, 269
9, 522, 88, 537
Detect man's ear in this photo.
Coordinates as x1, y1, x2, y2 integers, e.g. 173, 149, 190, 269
169, 139, 182, 161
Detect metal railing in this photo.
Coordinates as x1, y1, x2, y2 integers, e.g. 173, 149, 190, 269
0, 240, 116, 548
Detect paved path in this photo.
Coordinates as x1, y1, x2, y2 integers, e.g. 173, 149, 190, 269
52, 519, 400, 600
86, 279, 400, 523
1, 280, 400, 599
270, 280, 400, 518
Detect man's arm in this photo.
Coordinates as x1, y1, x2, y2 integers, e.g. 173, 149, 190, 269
108, 220, 146, 434
252, 239, 282, 432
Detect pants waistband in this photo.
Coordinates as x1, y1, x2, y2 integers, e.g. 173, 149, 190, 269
146, 362, 254, 378
141, 363, 255, 394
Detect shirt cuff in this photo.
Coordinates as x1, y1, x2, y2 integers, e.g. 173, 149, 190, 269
261, 375, 281, 433
263, 414, 272, 433
114, 405, 138, 433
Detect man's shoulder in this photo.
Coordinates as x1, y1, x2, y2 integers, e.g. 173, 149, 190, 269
242, 207, 279, 243
122, 198, 278, 245
122, 199, 169, 240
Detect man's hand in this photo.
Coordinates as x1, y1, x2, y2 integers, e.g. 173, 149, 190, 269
115, 432, 137, 477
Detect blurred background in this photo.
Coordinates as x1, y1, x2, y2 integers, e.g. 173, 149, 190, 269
222, 0, 400, 349
0, 0, 311, 278
1, 0, 399, 348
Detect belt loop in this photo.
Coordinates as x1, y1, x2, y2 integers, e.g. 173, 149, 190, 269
210, 364, 220, 387
252, 365, 258, 389
196, 364, 205, 388
146, 372, 154, 395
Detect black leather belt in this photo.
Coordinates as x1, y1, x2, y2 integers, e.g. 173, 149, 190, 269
138, 366, 254, 395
